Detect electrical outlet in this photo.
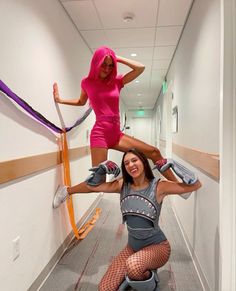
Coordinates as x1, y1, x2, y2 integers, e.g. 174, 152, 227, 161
12, 236, 20, 261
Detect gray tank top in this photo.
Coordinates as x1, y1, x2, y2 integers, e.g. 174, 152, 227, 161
120, 178, 167, 251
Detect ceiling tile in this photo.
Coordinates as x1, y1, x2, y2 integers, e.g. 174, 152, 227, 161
80, 30, 110, 49
124, 97, 155, 110
158, 0, 193, 26
148, 89, 162, 100
150, 75, 163, 91
94, 0, 159, 29
155, 26, 183, 46
152, 59, 171, 70
151, 69, 167, 80
106, 28, 156, 48
113, 47, 154, 61
153, 46, 176, 59
62, 1, 102, 30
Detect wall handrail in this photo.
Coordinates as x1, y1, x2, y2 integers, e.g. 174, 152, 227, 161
0, 146, 90, 185
172, 142, 219, 181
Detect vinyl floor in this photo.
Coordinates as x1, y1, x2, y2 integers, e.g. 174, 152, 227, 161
40, 193, 203, 291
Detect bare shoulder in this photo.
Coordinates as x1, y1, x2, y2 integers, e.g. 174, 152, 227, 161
117, 178, 124, 191
156, 180, 166, 192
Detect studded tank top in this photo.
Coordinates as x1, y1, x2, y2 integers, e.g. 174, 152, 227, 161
120, 177, 167, 251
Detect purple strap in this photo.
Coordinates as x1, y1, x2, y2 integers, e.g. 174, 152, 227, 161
0, 79, 91, 133
65, 107, 92, 132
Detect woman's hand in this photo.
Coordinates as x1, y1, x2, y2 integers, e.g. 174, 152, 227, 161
53, 83, 61, 103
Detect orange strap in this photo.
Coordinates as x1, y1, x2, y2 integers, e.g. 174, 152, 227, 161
61, 132, 101, 240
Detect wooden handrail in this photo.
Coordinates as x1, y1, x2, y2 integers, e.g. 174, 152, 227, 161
158, 139, 219, 181
0, 146, 90, 184
172, 143, 219, 181
1, 141, 220, 184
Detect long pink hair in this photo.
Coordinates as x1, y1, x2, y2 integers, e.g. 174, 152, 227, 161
87, 46, 117, 82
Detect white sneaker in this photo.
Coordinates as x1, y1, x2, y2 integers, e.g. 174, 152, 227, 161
53, 185, 69, 208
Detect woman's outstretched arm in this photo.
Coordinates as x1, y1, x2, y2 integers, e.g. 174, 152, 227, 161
157, 179, 202, 201
116, 56, 145, 85
68, 179, 123, 195
53, 82, 88, 106
53, 177, 123, 208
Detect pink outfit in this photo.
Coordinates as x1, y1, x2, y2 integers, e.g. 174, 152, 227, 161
81, 47, 125, 148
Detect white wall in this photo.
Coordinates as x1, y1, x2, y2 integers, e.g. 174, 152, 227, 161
0, 1, 98, 290
155, 0, 220, 290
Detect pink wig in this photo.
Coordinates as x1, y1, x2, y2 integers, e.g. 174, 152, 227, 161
87, 46, 117, 82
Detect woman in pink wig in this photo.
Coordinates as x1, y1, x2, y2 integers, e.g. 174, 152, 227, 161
53, 46, 176, 183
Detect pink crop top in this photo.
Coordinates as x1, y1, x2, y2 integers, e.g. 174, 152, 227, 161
81, 76, 124, 119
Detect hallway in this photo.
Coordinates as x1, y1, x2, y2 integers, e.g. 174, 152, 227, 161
2, 0, 236, 290
39, 194, 203, 291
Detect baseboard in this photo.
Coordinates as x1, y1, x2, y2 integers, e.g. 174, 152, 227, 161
28, 194, 102, 291
170, 199, 210, 291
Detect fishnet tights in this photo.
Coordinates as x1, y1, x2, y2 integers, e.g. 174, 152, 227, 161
98, 240, 171, 291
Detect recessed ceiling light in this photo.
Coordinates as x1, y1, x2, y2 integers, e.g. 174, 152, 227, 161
135, 80, 140, 83
131, 53, 137, 57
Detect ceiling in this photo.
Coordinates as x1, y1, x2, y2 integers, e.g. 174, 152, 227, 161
59, 0, 193, 110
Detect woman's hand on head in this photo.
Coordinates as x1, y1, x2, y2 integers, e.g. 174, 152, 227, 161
115, 56, 145, 85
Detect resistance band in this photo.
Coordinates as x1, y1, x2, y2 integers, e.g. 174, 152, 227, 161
0, 79, 92, 133
61, 132, 101, 240
61, 132, 79, 238
0, 79, 100, 239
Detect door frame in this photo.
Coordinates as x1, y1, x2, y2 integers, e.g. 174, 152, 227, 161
163, 81, 173, 157
219, 0, 236, 290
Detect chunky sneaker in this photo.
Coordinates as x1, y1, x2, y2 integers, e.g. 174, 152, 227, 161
171, 160, 197, 185
154, 158, 169, 172
53, 185, 69, 208
86, 160, 120, 186
86, 172, 106, 186
154, 158, 197, 185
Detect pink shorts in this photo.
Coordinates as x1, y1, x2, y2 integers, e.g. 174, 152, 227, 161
90, 116, 124, 148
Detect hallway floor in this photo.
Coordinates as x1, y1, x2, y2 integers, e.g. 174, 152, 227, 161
40, 194, 203, 291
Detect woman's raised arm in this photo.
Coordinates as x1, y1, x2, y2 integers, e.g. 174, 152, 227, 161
116, 56, 145, 85
156, 179, 202, 202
